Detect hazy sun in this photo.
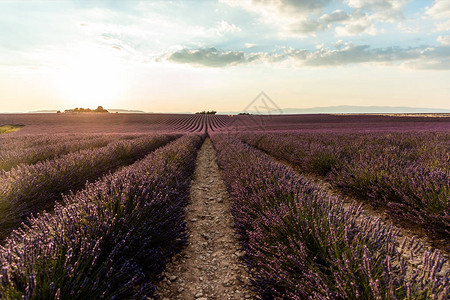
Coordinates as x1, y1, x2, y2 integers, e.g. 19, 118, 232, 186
56, 45, 124, 109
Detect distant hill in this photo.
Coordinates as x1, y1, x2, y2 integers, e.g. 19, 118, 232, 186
27, 110, 58, 113
107, 109, 146, 113
279, 106, 450, 114
220, 105, 450, 115
26, 109, 146, 114
21, 105, 450, 115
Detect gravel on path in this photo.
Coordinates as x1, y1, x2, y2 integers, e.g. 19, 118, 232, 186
156, 138, 254, 300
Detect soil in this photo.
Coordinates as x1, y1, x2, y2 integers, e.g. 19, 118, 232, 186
155, 138, 254, 300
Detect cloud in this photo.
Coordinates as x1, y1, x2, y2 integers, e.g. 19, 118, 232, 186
437, 35, 450, 46
270, 0, 332, 13
321, 10, 351, 23
222, 0, 397, 37
335, 11, 377, 36
345, 0, 408, 10
343, 1, 409, 23
282, 43, 450, 70
221, 0, 332, 15
435, 20, 450, 32
215, 20, 242, 37
165, 43, 450, 70
219, 0, 334, 35
225, 0, 408, 18
167, 47, 246, 67
290, 10, 349, 34
426, 0, 450, 19
403, 58, 450, 70
290, 10, 379, 37
293, 43, 416, 66
333, 40, 345, 49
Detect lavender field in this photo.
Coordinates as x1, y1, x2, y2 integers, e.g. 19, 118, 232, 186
0, 113, 448, 299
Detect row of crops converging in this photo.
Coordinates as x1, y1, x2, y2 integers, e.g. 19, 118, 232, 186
0, 133, 205, 298
0, 114, 448, 299
0, 134, 185, 238
162, 114, 235, 132
211, 132, 448, 299
238, 131, 450, 240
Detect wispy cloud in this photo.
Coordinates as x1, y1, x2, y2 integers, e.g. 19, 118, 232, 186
220, 0, 332, 16
215, 20, 242, 37
435, 20, 450, 32
437, 35, 450, 46
334, 11, 377, 36
344, 0, 408, 13
221, 0, 408, 37
426, 0, 450, 19
290, 10, 350, 35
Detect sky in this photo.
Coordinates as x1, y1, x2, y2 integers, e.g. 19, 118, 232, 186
0, 0, 449, 113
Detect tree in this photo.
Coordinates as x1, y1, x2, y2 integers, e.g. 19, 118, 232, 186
195, 110, 216, 114
95, 106, 108, 113
65, 106, 109, 113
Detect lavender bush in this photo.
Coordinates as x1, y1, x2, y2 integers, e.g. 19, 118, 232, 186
0, 134, 179, 240
0, 134, 114, 151
240, 131, 450, 237
0, 134, 130, 171
0, 134, 203, 299
211, 133, 448, 299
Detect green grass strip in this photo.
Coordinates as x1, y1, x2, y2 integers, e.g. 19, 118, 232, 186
0, 125, 24, 134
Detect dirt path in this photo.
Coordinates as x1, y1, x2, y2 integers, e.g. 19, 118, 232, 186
156, 138, 254, 300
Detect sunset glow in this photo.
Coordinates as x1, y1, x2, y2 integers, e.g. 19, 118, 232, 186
55, 45, 125, 109
0, 0, 449, 113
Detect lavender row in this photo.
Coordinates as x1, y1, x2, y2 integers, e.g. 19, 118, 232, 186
239, 131, 450, 237
0, 134, 179, 240
211, 133, 448, 299
0, 133, 111, 151
0, 134, 203, 299
0, 134, 131, 171
0, 134, 66, 151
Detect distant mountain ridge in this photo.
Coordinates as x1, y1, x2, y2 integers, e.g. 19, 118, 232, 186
107, 109, 146, 113
27, 110, 58, 113
219, 105, 450, 115
16, 105, 450, 115
27, 109, 146, 114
